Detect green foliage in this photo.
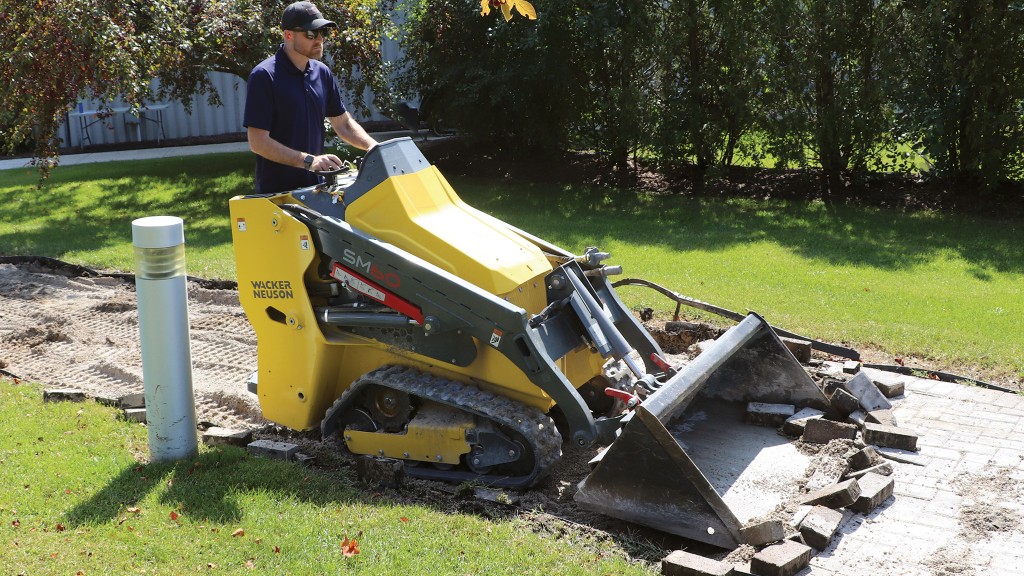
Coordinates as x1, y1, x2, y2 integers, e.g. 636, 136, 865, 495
0, 0, 395, 173
398, 0, 1024, 189
656, 0, 766, 175
565, 0, 660, 167
397, 0, 558, 154
757, 0, 909, 187
397, 0, 660, 163
891, 0, 1024, 187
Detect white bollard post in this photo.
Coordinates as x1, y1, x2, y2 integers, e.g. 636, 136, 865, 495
131, 216, 198, 461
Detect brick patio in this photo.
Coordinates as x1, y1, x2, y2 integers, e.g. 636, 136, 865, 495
804, 370, 1024, 575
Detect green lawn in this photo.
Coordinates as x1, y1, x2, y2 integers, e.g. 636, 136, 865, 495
461, 177, 1024, 381
0, 380, 655, 575
0, 153, 252, 278
1, 151, 1021, 382
1, 147, 1021, 573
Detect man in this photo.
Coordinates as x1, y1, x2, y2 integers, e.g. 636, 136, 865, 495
244, 1, 378, 194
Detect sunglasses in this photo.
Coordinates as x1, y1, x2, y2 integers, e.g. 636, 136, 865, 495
293, 28, 331, 40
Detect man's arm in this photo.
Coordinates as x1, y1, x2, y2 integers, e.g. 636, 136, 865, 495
247, 126, 344, 171
330, 112, 378, 151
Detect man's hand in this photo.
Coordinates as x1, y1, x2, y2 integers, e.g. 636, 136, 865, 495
309, 154, 345, 171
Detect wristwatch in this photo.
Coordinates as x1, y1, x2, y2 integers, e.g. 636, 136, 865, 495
303, 154, 315, 171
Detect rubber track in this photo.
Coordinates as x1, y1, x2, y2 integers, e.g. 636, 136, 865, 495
328, 365, 563, 488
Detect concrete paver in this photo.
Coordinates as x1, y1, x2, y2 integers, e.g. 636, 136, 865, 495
804, 369, 1024, 575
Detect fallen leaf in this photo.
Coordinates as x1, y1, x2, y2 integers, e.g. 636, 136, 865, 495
231, 528, 245, 537
340, 536, 360, 557
11, 519, 20, 528
894, 357, 905, 366
274, 546, 281, 554
127, 507, 141, 514
244, 559, 255, 569
169, 511, 179, 521
207, 562, 216, 569
56, 523, 65, 532
400, 517, 409, 523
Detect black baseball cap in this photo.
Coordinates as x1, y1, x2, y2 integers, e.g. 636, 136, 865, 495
281, 2, 337, 30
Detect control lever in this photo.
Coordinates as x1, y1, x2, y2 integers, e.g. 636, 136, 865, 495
315, 164, 352, 187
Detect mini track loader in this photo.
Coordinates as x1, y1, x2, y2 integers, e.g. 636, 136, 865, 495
229, 138, 835, 548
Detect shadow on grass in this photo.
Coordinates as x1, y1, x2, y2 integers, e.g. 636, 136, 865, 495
62, 441, 679, 564
2, 152, 1021, 279
0, 153, 253, 260
63, 445, 360, 526
458, 178, 1024, 277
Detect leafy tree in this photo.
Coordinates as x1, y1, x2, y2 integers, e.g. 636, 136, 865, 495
396, 0, 555, 153
656, 0, 767, 178
576, 0, 660, 170
398, 0, 659, 167
893, 0, 1024, 187
0, 0, 394, 174
760, 0, 901, 189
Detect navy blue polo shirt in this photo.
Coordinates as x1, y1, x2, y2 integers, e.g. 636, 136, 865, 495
244, 45, 347, 194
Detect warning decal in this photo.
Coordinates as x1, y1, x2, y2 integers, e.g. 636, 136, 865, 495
332, 267, 386, 301
489, 328, 503, 348
237, 218, 247, 232
328, 262, 425, 325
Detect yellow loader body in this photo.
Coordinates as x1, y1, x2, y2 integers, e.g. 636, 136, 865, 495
230, 151, 603, 436
230, 138, 835, 549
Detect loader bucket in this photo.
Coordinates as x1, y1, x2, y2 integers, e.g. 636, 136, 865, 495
575, 313, 831, 549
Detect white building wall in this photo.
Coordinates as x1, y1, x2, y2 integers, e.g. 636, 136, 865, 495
59, 45, 400, 151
